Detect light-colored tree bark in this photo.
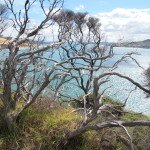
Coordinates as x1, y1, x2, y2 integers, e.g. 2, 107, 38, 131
53, 10, 150, 149
0, 3, 150, 150
0, 0, 66, 131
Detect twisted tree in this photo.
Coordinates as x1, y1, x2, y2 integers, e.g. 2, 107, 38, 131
52, 10, 150, 149
0, 0, 66, 131
0, 2, 150, 149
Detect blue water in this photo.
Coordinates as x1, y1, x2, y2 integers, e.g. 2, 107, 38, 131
62, 47, 150, 115
107, 47, 150, 115
1, 47, 150, 115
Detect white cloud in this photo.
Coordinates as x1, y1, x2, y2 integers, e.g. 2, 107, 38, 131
75, 5, 85, 11
36, 23, 60, 42
95, 8, 150, 42
2, 5, 150, 43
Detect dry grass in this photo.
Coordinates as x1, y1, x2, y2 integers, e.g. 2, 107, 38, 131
0, 37, 9, 45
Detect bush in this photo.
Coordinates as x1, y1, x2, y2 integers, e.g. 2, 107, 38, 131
0, 95, 150, 150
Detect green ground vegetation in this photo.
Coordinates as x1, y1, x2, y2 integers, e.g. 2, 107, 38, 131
0, 95, 150, 150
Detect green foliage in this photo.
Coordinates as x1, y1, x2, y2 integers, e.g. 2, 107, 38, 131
121, 111, 150, 122
0, 96, 150, 150
120, 111, 150, 149
0, 100, 81, 150
103, 96, 123, 105
0, 88, 3, 93
80, 131, 101, 150
131, 126, 150, 150
71, 93, 123, 108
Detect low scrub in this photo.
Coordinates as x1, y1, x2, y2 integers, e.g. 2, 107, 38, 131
0, 96, 150, 150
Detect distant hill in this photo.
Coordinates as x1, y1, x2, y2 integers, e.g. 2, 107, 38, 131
143, 39, 150, 42
121, 39, 150, 49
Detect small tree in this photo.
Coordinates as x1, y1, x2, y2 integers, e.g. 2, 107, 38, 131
52, 10, 150, 149
0, 0, 66, 131
0, 2, 150, 149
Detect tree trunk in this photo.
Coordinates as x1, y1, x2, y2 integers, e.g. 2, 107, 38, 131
2, 114, 17, 132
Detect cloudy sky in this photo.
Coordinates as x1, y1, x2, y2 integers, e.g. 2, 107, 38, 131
1, 0, 150, 42
65, 0, 150, 42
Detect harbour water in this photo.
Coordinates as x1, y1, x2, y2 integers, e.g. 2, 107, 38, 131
106, 47, 150, 115
62, 47, 150, 115
1, 46, 150, 115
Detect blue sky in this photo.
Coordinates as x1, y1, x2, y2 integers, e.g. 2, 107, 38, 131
64, 0, 150, 42
1, 0, 150, 42
64, 0, 150, 14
